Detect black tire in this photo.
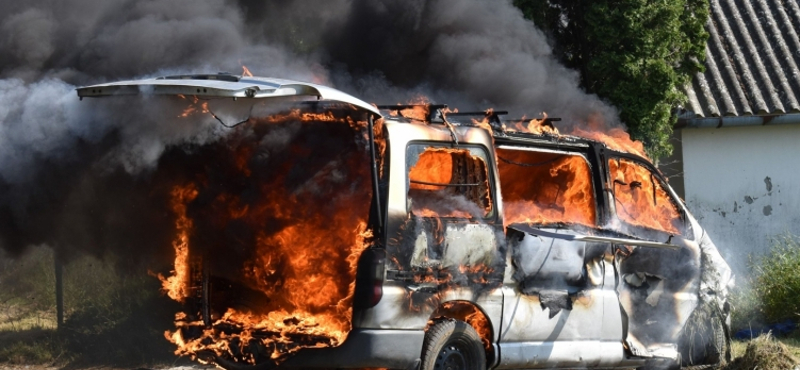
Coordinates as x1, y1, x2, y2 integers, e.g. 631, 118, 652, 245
421, 319, 487, 370
679, 313, 728, 368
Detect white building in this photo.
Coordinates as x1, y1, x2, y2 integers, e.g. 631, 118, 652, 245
673, 0, 800, 273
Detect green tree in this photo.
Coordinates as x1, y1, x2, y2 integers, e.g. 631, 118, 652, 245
515, 0, 708, 159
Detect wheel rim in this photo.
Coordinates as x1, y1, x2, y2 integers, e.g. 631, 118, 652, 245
436, 344, 468, 370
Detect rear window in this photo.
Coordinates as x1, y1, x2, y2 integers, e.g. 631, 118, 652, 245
608, 157, 684, 235
406, 144, 493, 218
496, 147, 597, 227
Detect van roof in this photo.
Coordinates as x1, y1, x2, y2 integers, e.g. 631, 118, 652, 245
77, 74, 382, 116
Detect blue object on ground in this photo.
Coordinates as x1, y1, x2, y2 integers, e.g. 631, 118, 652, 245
734, 320, 797, 339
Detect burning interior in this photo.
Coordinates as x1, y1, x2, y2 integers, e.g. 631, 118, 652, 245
496, 147, 596, 228
407, 146, 492, 219
158, 105, 375, 365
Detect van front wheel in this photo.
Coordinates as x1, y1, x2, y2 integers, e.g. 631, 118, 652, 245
421, 319, 486, 370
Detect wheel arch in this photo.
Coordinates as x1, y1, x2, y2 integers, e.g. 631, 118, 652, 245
428, 300, 495, 365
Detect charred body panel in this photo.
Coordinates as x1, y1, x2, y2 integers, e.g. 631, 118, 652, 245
354, 120, 507, 343
497, 229, 627, 369
601, 149, 703, 359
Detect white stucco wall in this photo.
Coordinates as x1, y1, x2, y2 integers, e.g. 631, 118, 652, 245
682, 124, 800, 274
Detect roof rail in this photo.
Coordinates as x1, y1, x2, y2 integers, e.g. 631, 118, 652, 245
377, 104, 563, 136
376, 104, 448, 123
443, 110, 508, 130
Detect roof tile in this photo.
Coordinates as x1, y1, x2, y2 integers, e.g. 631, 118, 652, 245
685, 0, 800, 118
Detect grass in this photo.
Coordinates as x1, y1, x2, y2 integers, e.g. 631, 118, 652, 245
725, 333, 800, 370
0, 246, 185, 367
731, 335, 800, 360
723, 234, 800, 369
0, 329, 61, 365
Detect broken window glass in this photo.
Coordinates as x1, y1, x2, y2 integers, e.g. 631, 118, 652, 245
496, 148, 597, 227
608, 158, 684, 235
406, 145, 493, 218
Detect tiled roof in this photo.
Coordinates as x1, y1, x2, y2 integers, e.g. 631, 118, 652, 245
683, 0, 800, 119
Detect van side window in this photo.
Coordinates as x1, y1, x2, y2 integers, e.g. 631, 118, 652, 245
608, 157, 684, 235
406, 145, 493, 218
496, 148, 597, 227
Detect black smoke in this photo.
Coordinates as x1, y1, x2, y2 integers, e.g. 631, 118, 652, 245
0, 0, 619, 264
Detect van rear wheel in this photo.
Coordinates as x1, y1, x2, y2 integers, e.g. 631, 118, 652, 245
421, 319, 486, 370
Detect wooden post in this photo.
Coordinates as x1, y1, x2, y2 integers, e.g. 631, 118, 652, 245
55, 254, 63, 327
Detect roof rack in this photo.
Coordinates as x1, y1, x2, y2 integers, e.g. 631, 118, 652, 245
377, 104, 564, 136
444, 110, 508, 130
376, 104, 448, 122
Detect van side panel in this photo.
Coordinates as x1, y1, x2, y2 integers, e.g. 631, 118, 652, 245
497, 230, 625, 368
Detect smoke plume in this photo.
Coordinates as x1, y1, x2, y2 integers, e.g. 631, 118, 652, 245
0, 0, 619, 263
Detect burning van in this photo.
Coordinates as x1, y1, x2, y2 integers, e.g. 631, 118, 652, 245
78, 75, 733, 370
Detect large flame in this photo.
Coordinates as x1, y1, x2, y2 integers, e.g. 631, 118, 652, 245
568, 113, 648, 159
158, 108, 374, 365
408, 147, 492, 219
497, 148, 596, 228
159, 184, 199, 302
608, 158, 681, 234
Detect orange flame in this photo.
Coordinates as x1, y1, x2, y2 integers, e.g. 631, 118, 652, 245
497, 148, 596, 228
608, 158, 681, 234
568, 113, 648, 159
242, 65, 253, 77
507, 112, 560, 135
158, 184, 199, 302
159, 109, 375, 365
464, 108, 495, 133
436, 301, 492, 351
384, 96, 452, 122
477, 109, 646, 159
408, 147, 492, 219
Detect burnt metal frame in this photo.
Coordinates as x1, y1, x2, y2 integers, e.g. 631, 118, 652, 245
368, 114, 383, 231
376, 104, 448, 123
442, 110, 506, 133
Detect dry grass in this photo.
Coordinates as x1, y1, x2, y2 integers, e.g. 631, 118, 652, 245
725, 333, 800, 370
0, 246, 183, 367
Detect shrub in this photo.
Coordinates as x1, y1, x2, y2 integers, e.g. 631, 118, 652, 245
753, 235, 800, 323
729, 234, 800, 332
728, 282, 763, 333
